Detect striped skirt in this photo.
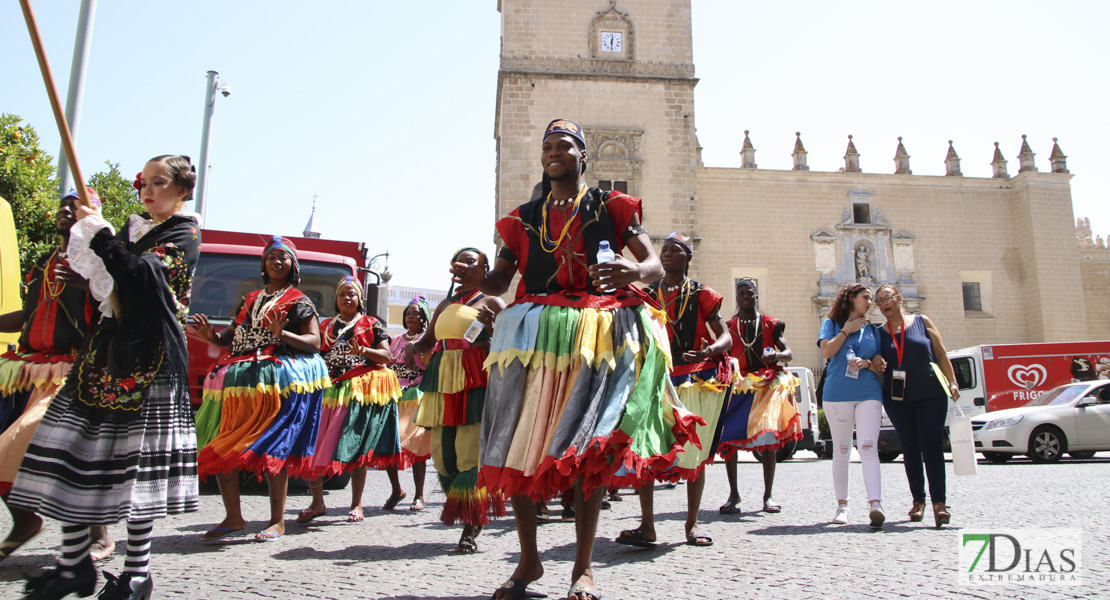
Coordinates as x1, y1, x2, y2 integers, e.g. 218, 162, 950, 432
479, 302, 702, 501
195, 353, 329, 478
9, 374, 198, 524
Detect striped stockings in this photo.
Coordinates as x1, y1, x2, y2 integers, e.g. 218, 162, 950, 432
58, 523, 91, 578
124, 520, 153, 582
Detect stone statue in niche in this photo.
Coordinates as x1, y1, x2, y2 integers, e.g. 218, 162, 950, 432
856, 245, 872, 280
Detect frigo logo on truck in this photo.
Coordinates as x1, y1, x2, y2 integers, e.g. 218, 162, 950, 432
1007, 364, 1048, 402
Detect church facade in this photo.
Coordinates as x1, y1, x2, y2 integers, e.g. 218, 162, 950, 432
492, 0, 1110, 369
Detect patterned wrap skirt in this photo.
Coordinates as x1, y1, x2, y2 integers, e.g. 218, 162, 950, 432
195, 353, 329, 478
415, 339, 504, 527
394, 384, 431, 468
642, 363, 732, 483
0, 358, 73, 495
310, 366, 402, 476
479, 302, 703, 501
716, 369, 802, 457
9, 373, 199, 524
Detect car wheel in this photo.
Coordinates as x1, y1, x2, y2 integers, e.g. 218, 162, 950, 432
878, 451, 900, 463
1028, 426, 1067, 463
1068, 451, 1096, 460
982, 452, 1012, 464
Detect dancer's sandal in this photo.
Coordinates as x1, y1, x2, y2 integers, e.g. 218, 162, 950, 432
568, 581, 602, 600
718, 499, 740, 514
762, 498, 782, 513
614, 528, 657, 549
347, 508, 365, 522
933, 503, 951, 528
381, 491, 407, 510
490, 577, 547, 599
685, 530, 714, 547
296, 508, 325, 524
454, 535, 478, 555
0, 522, 45, 562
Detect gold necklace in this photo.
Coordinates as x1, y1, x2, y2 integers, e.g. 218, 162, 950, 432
656, 278, 692, 325
540, 185, 587, 253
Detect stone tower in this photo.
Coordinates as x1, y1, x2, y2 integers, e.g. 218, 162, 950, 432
493, 0, 700, 251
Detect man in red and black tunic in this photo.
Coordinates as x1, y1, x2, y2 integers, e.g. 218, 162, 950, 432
0, 188, 114, 562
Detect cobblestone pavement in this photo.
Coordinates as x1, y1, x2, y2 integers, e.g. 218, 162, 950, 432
1, 451, 1105, 599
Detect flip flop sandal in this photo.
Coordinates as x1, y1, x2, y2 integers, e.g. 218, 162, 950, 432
719, 500, 740, 514
88, 538, 116, 562
202, 526, 245, 540
454, 535, 478, 555
491, 577, 547, 599
614, 528, 657, 549
762, 499, 782, 513
347, 508, 365, 522
296, 508, 325, 523
409, 498, 426, 512
685, 532, 714, 547
568, 582, 603, 600
254, 530, 283, 542
0, 523, 46, 562
382, 491, 407, 510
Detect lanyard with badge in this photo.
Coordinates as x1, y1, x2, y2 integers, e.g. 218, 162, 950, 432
844, 327, 864, 380
888, 320, 907, 400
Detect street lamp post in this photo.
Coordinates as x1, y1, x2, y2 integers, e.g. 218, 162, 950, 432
55, 0, 96, 198
359, 252, 391, 323
194, 70, 230, 223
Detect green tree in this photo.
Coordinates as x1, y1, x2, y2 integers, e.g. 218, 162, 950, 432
0, 113, 57, 275
1, 115, 144, 275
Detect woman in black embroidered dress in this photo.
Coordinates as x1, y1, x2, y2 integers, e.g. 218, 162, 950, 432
10, 156, 201, 600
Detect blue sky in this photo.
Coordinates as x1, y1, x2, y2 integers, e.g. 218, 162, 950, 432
3, 1, 1107, 290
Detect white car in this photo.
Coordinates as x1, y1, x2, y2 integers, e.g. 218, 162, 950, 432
972, 381, 1110, 463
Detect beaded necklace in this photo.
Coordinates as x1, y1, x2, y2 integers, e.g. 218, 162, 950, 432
656, 278, 692, 325
43, 249, 65, 300
250, 285, 293, 327
540, 185, 587, 253
324, 314, 361, 348
737, 313, 763, 354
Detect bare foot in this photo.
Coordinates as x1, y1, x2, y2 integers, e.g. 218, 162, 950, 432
202, 517, 247, 539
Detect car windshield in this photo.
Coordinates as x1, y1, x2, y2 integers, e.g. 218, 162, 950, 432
189, 253, 354, 323
1025, 385, 1088, 407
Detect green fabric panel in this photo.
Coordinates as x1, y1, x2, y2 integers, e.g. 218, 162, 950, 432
438, 425, 458, 476
619, 310, 678, 458
464, 388, 484, 425
535, 305, 579, 358
333, 401, 400, 464
418, 352, 444, 393
194, 397, 222, 450
221, 360, 281, 390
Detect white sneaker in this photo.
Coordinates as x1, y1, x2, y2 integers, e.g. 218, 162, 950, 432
869, 501, 885, 528
833, 503, 849, 524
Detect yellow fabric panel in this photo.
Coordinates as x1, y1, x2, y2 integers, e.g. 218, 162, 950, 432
0, 198, 19, 345
674, 386, 728, 471
435, 303, 479, 341
430, 423, 482, 476
414, 391, 444, 428
435, 349, 466, 394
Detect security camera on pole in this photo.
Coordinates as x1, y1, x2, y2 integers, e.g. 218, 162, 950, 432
194, 70, 230, 223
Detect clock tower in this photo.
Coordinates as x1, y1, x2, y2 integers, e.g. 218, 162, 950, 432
493, 0, 700, 266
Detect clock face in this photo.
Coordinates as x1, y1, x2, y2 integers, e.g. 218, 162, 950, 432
601, 31, 622, 53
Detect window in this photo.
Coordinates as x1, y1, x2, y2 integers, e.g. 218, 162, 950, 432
852, 202, 871, 224
959, 271, 994, 318
598, 180, 628, 193
962, 282, 982, 312
951, 357, 976, 390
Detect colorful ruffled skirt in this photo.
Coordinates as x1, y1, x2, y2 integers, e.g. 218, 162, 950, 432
0, 357, 72, 495
395, 384, 431, 468
716, 369, 802, 456
416, 340, 504, 526
310, 366, 402, 476
195, 353, 329, 478
646, 364, 732, 483
479, 302, 702, 501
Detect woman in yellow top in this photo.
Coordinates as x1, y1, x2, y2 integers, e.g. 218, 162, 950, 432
406, 248, 505, 554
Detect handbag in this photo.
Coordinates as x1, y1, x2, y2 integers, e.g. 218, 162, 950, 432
949, 403, 978, 477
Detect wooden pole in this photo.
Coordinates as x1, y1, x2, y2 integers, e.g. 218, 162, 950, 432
21, 0, 121, 316
19, 0, 92, 210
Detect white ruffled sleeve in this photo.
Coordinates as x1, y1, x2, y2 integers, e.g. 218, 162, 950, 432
67, 214, 117, 318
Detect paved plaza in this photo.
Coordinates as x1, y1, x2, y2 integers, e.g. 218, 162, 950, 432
1, 451, 1105, 599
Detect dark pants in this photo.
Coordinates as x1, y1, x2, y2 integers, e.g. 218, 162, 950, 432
883, 396, 947, 504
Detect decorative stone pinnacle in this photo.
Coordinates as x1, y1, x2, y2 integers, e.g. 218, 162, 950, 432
945, 140, 962, 176
1050, 137, 1069, 173
894, 137, 911, 174
991, 141, 1009, 179
740, 130, 757, 168
843, 135, 861, 172
792, 132, 809, 170
1018, 134, 1037, 173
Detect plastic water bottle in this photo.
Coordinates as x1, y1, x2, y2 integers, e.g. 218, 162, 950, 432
463, 319, 485, 342
596, 241, 616, 292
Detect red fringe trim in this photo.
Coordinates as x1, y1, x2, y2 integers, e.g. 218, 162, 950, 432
716, 413, 803, 459
440, 490, 507, 527
313, 452, 404, 478
393, 448, 431, 470
477, 408, 705, 501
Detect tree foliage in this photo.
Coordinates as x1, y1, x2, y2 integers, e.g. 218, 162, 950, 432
1, 114, 143, 275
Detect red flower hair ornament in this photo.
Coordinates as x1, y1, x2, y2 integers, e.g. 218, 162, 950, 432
133, 172, 143, 191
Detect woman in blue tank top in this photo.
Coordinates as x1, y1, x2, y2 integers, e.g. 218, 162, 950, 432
874, 285, 960, 528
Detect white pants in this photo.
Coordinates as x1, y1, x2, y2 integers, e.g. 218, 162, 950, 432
826, 400, 883, 503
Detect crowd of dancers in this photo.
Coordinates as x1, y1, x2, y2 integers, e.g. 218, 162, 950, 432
0, 119, 960, 600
